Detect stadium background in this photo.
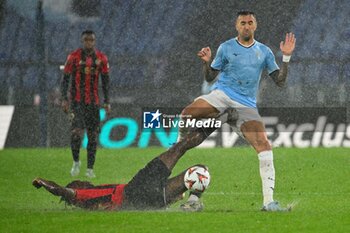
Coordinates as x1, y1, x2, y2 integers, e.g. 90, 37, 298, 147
0, 0, 349, 148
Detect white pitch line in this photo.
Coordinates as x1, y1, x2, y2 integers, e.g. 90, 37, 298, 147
205, 192, 350, 196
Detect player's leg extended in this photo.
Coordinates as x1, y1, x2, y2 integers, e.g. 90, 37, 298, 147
123, 129, 215, 210
165, 164, 208, 208
241, 120, 276, 208
164, 170, 187, 204
159, 126, 217, 171
32, 178, 75, 200
178, 98, 220, 140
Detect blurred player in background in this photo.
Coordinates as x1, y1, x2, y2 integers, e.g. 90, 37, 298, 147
179, 11, 296, 211
61, 30, 111, 178
33, 127, 216, 211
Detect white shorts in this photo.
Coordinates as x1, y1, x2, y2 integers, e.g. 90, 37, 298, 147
195, 89, 263, 130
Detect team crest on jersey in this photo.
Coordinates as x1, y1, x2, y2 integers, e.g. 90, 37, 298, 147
95, 59, 101, 66
84, 67, 90, 74
85, 67, 96, 75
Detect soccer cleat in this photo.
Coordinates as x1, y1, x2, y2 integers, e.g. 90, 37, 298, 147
70, 161, 81, 177
85, 169, 96, 178
180, 200, 204, 212
261, 201, 291, 212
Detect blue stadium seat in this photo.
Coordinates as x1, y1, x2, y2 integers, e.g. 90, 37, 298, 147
46, 65, 60, 90
47, 22, 71, 61
302, 62, 323, 85
292, 0, 348, 61
343, 63, 350, 85
13, 20, 36, 61
23, 66, 38, 89
7, 67, 21, 87
287, 63, 304, 85
0, 67, 6, 83
0, 9, 22, 59
319, 63, 341, 85
7, 0, 347, 100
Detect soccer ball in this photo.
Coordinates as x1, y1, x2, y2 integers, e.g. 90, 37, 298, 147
184, 166, 210, 192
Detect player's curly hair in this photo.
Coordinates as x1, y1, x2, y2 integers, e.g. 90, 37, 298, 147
66, 180, 95, 189
81, 30, 95, 37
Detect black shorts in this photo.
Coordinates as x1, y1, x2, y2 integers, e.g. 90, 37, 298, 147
71, 103, 100, 131
123, 158, 171, 210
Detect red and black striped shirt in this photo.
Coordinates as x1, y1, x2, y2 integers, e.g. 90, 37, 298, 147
74, 183, 126, 210
62, 48, 109, 105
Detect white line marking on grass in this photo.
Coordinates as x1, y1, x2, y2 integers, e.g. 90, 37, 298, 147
205, 192, 350, 196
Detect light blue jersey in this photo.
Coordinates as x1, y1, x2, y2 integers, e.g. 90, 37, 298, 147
211, 38, 279, 108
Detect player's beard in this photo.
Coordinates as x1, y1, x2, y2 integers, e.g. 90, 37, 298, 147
242, 33, 252, 42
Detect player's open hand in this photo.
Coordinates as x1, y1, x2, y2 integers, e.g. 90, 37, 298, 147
280, 32, 296, 56
197, 47, 212, 63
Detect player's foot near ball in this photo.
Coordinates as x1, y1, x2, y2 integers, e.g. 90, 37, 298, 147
32, 178, 44, 189
261, 201, 291, 212
180, 200, 204, 212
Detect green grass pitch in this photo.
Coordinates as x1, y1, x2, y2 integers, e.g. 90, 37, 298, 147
0, 147, 349, 233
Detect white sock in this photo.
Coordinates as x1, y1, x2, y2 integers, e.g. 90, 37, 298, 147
258, 150, 275, 206
73, 161, 80, 166
187, 194, 199, 202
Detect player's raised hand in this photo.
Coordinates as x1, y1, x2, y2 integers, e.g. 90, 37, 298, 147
280, 32, 296, 56
197, 47, 212, 63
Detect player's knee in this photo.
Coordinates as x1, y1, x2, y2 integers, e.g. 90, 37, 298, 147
251, 138, 271, 151
181, 107, 192, 119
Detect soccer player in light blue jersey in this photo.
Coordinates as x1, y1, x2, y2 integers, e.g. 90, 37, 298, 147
179, 11, 296, 211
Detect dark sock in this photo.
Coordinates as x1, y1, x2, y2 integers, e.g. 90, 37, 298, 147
87, 150, 96, 169
87, 130, 97, 169
71, 134, 81, 162
190, 191, 202, 198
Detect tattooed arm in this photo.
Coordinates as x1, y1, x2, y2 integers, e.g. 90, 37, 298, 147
269, 62, 289, 87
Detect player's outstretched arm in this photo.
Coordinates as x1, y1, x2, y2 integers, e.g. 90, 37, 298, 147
197, 47, 219, 82
270, 32, 296, 87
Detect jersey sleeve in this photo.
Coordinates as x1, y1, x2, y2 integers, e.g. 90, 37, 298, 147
101, 54, 109, 74
63, 54, 74, 74
211, 44, 224, 71
265, 47, 279, 74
